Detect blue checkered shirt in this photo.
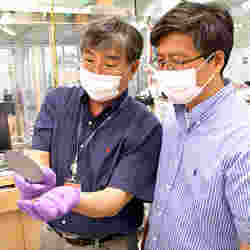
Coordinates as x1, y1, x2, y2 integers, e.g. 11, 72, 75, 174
145, 80, 250, 250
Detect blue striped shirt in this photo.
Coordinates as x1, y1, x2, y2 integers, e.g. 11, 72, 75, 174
145, 80, 250, 250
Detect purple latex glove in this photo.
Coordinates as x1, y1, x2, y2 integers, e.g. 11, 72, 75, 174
14, 167, 56, 200
17, 186, 81, 222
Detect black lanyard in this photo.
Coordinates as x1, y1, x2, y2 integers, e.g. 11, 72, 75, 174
71, 96, 129, 179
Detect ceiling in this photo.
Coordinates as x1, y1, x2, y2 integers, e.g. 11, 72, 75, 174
0, 15, 84, 47
0, 0, 249, 48
0, 0, 95, 10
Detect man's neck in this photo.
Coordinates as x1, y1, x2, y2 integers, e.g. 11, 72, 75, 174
185, 77, 225, 112
88, 99, 113, 117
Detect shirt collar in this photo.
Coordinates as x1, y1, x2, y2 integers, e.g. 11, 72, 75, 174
80, 88, 128, 111
175, 78, 235, 125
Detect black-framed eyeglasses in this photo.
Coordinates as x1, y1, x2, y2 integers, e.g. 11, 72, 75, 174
153, 53, 214, 69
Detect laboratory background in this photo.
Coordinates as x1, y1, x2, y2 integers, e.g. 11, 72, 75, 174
0, 0, 249, 249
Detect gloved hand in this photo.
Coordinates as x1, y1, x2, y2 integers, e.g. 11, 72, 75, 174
17, 186, 81, 222
14, 166, 56, 200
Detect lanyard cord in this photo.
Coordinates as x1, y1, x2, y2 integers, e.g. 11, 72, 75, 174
70, 96, 129, 179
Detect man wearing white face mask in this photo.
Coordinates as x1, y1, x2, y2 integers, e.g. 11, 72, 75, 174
14, 16, 162, 250
142, 2, 250, 250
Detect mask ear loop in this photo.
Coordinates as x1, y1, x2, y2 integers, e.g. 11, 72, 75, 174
196, 52, 216, 72
198, 52, 217, 90
203, 72, 216, 87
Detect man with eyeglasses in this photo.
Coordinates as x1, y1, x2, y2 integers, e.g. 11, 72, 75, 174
13, 16, 162, 250
142, 2, 250, 250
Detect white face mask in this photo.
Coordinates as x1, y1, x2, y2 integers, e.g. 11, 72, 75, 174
151, 53, 216, 104
80, 67, 122, 102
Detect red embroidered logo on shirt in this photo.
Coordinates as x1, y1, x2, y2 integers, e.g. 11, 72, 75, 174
106, 147, 110, 153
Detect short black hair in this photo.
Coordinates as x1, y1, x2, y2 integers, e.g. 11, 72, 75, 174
80, 16, 143, 64
151, 1, 234, 74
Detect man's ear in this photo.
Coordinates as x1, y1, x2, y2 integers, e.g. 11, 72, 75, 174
128, 60, 140, 80
213, 50, 225, 73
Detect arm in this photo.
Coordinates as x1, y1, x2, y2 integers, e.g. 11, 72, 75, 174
14, 89, 55, 199
140, 216, 149, 250
18, 122, 162, 222
72, 124, 162, 218
20, 150, 132, 217
225, 151, 250, 246
72, 187, 133, 218
23, 149, 50, 167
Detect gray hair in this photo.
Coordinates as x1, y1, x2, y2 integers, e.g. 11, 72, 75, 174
80, 16, 143, 64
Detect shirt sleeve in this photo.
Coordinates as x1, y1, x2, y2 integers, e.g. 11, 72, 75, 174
225, 150, 250, 244
32, 91, 55, 152
108, 123, 162, 203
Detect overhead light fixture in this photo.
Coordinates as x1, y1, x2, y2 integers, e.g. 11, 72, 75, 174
0, 5, 90, 14
0, 25, 16, 36
0, 12, 14, 25
0, 13, 11, 25
242, 0, 250, 10
188, 0, 214, 2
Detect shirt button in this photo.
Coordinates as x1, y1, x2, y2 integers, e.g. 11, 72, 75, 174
153, 236, 158, 241
88, 121, 93, 126
155, 202, 160, 210
158, 211, 162, 216
166, 184, 172, 191
80, 144, 84, 149
193, 169, 198, 176
61, 220, 66, 225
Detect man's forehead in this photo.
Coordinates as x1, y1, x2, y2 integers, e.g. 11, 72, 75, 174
83, 47, 125, 59
157, 33, 198, 57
